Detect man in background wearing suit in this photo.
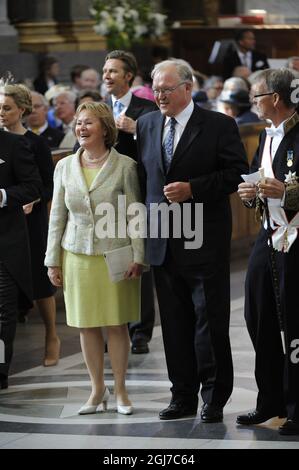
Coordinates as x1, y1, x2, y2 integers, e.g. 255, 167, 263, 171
223, 29, 269, 80
137, 59, 248, 421
102, 50, 157, 354
0, 130, 41, 389
26, 92, 64, 149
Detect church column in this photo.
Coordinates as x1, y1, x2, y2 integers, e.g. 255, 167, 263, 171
34, 0, 54, 21
0, 0, 18, 53
52, 0, 90, 21
9, 0, 104, 53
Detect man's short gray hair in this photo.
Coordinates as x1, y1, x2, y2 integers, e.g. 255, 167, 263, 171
151, 59, 193, 83
31, 91, 49, 107
53, 90, 77, 104
222, 77, 249, 92
253, 68, 297, 109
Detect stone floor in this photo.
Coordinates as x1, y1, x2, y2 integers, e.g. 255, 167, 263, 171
0, 257, 298, 449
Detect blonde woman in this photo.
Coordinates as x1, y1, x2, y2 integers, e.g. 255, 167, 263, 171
0, 80, 60, 366
45, 102, 144, 415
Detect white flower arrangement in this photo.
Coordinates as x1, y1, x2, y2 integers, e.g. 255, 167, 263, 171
90, 0, 167, 50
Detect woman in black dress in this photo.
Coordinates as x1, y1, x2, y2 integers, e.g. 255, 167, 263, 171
0, 81, 60, 366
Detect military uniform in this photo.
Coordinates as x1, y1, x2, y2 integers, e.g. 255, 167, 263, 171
245, 113, 299, 422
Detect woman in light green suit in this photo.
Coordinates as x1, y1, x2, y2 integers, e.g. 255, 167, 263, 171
45, 102, 145, 415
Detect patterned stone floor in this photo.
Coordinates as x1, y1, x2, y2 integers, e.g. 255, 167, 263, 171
0, 258, 299, 449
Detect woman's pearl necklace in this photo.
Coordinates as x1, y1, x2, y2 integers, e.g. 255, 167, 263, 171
82, 150, 109, 165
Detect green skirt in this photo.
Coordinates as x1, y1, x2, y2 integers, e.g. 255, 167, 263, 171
62, 249, 140, 328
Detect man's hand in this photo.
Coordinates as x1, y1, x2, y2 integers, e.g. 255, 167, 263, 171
257, 177, 285, 199
48, 267, 63, 287
163, 182, 192, 203
23, 202, 34, 215
115, 115, 137, 134
238, 182, 257, 202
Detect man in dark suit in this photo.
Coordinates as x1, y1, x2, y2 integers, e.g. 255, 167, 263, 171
103, 50, 157, 161
223, 29, 269, 80
26, 92, 64, 149
137, 59, 248, 421
103, 50, 157, 354
237, 68, 299, 436
0, 130, 41, 389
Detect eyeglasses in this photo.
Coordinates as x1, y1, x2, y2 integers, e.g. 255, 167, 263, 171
152, 82, 187, 96
251, 92, 275, 99
32, 104, 45, 110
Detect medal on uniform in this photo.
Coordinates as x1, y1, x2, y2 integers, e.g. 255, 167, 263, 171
284, 170, 298, 185
287, 150, 294, 167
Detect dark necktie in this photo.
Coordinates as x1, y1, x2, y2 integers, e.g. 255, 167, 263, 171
162, 117, 177, 171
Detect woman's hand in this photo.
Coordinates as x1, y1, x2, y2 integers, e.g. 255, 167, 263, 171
237, 182, 257, 202
124, 263, 143, 280
23, 202, 35, 215
48, 266, 63, 287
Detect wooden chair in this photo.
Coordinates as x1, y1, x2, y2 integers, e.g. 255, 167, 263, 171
48, 148, 74, 216
51, 147, 73, 167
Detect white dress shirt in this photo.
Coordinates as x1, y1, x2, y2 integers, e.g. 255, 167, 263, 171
162, 100, 194, 153
266, 121, 286, 161
111, 90, 132, 115
237, 50, 252, 70
28, 121, 49, 135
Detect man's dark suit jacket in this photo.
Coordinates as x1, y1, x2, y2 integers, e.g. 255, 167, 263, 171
137, 105, 249, 266
33, 76, 58, 96
108, 94, 157, 160
223, 49, 269, 79
0, 130, 41, 304
40, 126, 64, 149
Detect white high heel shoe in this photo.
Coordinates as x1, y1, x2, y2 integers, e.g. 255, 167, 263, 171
116, 396, 133, 415
78, 387, 110, 415
117, 403, 133, 415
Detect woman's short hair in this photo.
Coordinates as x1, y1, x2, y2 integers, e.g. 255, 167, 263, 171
0, 82, 32, 116
74, 101, 118, 148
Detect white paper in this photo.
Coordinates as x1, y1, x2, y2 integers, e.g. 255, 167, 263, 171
103, 245, 133, 283
241, 171, 261, 184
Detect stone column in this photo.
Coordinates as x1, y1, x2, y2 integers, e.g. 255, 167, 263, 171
34, 0, 53, 21
53, 0, 90, 21
8, 0, 105, 53
0, 0, 18, 53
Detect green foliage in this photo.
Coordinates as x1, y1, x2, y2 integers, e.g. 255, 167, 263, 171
90, 0, 167, 50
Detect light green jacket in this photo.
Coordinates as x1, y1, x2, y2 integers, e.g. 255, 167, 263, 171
45, 147, 145, 267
